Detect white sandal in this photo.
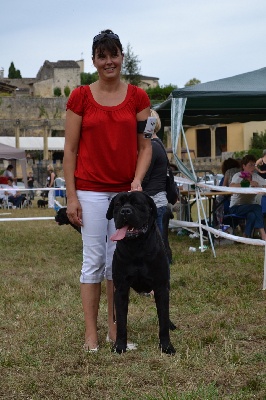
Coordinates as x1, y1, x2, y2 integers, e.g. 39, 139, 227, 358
83, 344, 99, 353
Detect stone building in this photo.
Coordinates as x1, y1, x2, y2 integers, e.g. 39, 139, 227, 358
34, 60, 81, 97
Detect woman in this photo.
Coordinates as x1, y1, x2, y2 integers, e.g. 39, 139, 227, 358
222, 158, 241, 187
229, 154, 266, 239
215, 158, 241, 224
46, 164, 55, 208
63, 29, 151, 352
255, 149, 266, 178
142, 109, 168, 235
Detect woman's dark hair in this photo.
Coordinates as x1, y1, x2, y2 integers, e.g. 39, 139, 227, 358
221, 158, 240, 175
92, 29, 123, 58
241, 154, 256, 168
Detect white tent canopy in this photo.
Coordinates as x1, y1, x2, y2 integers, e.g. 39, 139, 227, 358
0, 137, 65, 151
0, 143, 27, 185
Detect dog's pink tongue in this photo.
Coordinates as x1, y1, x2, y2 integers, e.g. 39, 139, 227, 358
110, 226, 128, 241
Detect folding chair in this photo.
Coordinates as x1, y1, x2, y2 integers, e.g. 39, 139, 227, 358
222, 213, 246, 235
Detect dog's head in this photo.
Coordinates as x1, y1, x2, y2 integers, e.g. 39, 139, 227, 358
55, 207, 70, 225
106, 191, 157, 241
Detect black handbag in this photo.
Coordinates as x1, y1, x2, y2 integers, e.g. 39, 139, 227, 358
166, 166, 179, 205
154, 139, 179, 205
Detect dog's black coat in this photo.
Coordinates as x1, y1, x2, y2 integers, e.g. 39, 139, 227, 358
106, 191, 176, 355
55, 207, 81, 234
37, 199, 48, 208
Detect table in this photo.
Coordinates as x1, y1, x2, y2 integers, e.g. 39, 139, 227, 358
180, 190, 232, 225
199, 191, 232, 226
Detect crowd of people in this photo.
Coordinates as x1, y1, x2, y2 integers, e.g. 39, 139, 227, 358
214, 152, 266, 239
0, 164, 61, 209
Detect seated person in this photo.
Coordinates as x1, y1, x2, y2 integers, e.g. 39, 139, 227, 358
229, 154, 266, 240
2, 164, 17, 183
4, 177, 24, 208
215, 158, 240, 225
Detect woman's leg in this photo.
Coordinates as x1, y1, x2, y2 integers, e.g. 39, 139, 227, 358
81, 282, 101, 350
156, 206, 167, 235
48, 189, 54, 208
78, 191, 117, 349
252, 204, 266, 239
230, 204, 265, 238
105, 200, 118, 341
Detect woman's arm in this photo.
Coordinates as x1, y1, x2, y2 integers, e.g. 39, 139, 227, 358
63, 109, 83, 225
255, 158, 263, 173
49, 172, 55, 187
223, 173, 229, 187
132, 106, 152, 191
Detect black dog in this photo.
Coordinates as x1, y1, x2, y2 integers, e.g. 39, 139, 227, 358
55, 207, 81, 234
37, 199, 48, 208
106, 191, 176, 355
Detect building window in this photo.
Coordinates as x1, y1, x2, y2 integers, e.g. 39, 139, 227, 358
215, 127, 227, 155
196, 128, 211, 157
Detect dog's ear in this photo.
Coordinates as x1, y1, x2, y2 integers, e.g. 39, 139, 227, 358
142, 192, 157, 218
106, 196, 116, 220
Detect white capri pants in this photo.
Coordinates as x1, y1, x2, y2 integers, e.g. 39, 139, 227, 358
77, 191, 117, 284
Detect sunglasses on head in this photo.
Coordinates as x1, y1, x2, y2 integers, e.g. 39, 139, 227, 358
93, 32, 120, 44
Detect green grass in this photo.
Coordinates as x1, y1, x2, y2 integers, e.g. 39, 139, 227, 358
0, 205, 266, 399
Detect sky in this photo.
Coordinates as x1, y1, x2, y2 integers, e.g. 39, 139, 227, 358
1, 0, 266, 88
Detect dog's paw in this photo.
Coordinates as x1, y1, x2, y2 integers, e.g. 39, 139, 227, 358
159, 342, 176, 355
111, 344, 127, 354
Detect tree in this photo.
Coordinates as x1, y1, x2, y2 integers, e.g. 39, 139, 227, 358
80, 72, 98, 85
64, 86, 70, 97
233, 130, 266, 160
8, 62, 22, 78
251, 130, 266, 149
184, 78, 201, 87
122, 43, 141, 86
54, 87, 62, 97
145, 84, 177, 106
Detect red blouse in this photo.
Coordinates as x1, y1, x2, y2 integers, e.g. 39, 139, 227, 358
66, 84, 150, 192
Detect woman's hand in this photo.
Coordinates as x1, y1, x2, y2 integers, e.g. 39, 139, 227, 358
250, 180, 259, 187
131, 178, 142, 191
66, 198, 83, 226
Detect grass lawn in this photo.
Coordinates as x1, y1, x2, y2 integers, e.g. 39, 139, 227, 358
0, 204, 265, 399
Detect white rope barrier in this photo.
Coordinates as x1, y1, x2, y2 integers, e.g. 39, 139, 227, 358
0, 217, 55, 221
0, 187, 66, 192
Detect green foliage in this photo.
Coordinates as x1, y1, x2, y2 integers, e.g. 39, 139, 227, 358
80, 71, 98, 85
38, 105, 49, 118
122, 43, 141, 86
247, 148, 262, 160
53, 87, 62, 97
250, 130, 266, 149
233, 148, 262, 161
53, 107, 61, 119
184, 78, 201, 87
233, 150, 247, 159
8, 61, 22, 78
233, 130, 266, 161
146, 84, 177, 105
64, 86, 70, 97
